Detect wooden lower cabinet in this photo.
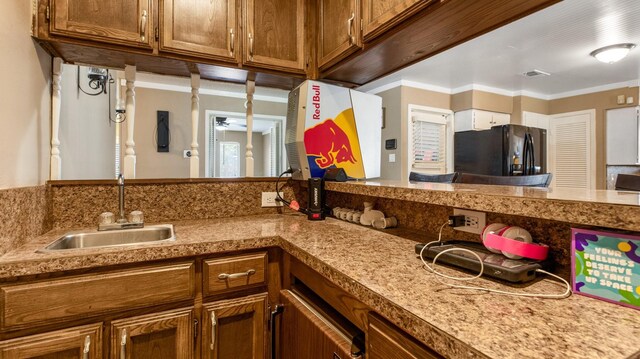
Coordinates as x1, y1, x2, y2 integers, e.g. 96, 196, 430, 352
278, 290, 355, 359
202, 293, 267, 359
110, 307, 194, 359
367, 314, 440, 359
0, 323, 102, 359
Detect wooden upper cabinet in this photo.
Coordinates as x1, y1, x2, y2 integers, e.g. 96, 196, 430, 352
160, 0, 239, 62
50, 0, 154, 49
202, 293, 267, 359
0, 323, 102, 359
111, 307, 194, 359
243, 0, 306, 72
362, 0, 434, 41
318, 0, 362, 70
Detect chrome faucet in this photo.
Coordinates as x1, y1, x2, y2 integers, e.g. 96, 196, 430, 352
98, 174, 144, 231
117, 174, 126, 223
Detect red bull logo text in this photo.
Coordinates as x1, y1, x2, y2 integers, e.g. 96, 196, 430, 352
311, 84, 321, 120
304, 119, 357, 169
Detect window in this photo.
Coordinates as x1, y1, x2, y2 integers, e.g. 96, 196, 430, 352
219, 142, 241, 177
410, 112, 450, 175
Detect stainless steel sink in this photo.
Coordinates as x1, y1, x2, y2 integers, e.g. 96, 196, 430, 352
39, 224, 175, 251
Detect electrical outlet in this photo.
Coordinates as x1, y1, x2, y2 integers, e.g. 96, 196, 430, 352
452, 209, 486, 234
261, 192, 284, 207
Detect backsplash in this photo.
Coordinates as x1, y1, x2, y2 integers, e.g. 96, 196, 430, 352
0, 185, 51, 256
50, 179, 299, 229
325, 191, 578, 279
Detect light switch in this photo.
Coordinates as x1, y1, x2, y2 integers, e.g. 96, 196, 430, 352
617, 95, 625, 105
389, 154, 396, 163
627, 96, 634, 104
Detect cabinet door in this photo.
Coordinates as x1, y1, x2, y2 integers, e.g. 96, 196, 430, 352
473, 110, 495, 130
278, 290, 354, 359
50, 0, 153, 49
362, 0, 433, 41
111, 308, 194, 359
318, 0, 361, 70
244, 0, 305, 72
0, 323, 102, 359
160, 0, 238, 62
202, 293, 267, 359
606, 107, 639, 165
367, 314, 440, 359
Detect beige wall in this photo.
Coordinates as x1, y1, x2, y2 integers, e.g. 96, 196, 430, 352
0, 1, 51, 189
378, 86, 452, 181
131, 87, 285, 178
512, 95, 550, 123
378, 87, 402, 180
451, 90, 512, 113
549, 86, 639, 189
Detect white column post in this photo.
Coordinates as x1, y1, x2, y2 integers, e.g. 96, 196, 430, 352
50, 57, 63, 180
190, 74, 200, 178
245, 80, 255, 177
123, 65, 136, 178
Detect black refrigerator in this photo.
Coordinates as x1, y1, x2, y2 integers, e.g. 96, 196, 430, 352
454, 125, 546, 176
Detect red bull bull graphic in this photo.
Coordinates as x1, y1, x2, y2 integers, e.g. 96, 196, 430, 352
304, 107, 364, 178
297, 80, 380, 179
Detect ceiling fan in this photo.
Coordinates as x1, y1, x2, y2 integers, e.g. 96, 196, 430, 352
215, 117, 231, 130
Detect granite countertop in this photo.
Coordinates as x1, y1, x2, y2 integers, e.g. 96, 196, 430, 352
1, 214, 639, 359
325, 180, 640, 231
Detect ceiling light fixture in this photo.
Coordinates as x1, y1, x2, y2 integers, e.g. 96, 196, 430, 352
590, 43, 636, 64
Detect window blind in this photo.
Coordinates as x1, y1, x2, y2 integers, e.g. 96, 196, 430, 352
411, 116, 446, 174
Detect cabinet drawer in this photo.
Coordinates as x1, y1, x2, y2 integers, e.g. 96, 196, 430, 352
203, 252, 267, 296
1, 262, 195, 329
368, 314, 441, 359
0, 322, 103, 358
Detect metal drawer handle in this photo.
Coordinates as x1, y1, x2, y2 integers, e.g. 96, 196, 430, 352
347, 12, 355, 45
229, 28, 235, 56
140, 10, 147, 42
218, 269, 256, 280
120, 329, 127, 359
249, 33, 254, 61
210, 312, 217, 352
83, 335, 91, 359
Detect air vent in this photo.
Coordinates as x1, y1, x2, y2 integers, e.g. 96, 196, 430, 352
522, 69, 550, 77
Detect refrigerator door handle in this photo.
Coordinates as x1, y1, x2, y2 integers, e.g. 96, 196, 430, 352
529, 133, 536, 174
522, 134, 529, 176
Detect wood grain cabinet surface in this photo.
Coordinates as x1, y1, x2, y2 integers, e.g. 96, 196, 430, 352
0, 262, 195, 330
361, 0, 434, 41
367, 314, 441, 359
317, 0, 362, 70
243, 0, 306, 72
110, 307, 195, 359
0, 323, 102, 359
203, 252, 268, 296
202, 293, 268, 359
160, 0, 239, 62
50, 0, 154, 49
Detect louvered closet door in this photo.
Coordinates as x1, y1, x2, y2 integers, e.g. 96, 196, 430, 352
548, 111, 595, 189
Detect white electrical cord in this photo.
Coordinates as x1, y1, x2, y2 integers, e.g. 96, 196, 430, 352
419, 221, 571, 299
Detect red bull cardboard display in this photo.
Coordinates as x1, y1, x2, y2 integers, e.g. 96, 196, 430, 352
300, 80, 382, 179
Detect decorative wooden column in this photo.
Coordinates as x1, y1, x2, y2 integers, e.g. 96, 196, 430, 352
50, 57, 63, 180
123, 65, 136, 178
245, 80, 255, 177
190, 74, 200, 178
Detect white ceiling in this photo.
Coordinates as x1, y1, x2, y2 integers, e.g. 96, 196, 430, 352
358, 0, 640, 99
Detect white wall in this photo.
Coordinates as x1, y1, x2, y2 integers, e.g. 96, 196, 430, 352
59, 65, 116, 179
0, 1, 51, 189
